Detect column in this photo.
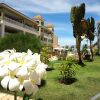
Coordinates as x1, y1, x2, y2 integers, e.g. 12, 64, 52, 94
0, 12, 5, 37
22, 19, 26, 34
38, 21, 41, 36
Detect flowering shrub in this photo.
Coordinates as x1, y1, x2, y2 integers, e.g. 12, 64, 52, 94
49, 56, 58, 62
0, 49, 47, 99
66, 52, 77, 61
67, 52, 75, 58
40, 46, 49, 64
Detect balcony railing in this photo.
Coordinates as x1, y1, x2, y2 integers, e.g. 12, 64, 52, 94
4, 17, 38, 33
41, 32, 52, 39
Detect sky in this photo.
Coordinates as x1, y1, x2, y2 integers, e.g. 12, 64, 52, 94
0, 0, 100, 46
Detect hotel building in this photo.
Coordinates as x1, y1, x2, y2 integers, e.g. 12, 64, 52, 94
0, 3, 58, 47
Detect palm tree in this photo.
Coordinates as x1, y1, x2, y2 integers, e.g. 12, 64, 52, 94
70, 3, 85, 64
85, 17, 95, 60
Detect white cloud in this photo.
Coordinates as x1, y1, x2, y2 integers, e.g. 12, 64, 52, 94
86, 4, 100, 14
59, 36, 97, 47
54, 22, 72, 32
1, 0, 100, 14
2, 0, 72, 13
59, 37, 76, 46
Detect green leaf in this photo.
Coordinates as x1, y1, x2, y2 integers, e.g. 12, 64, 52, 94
23, 94, 30, 100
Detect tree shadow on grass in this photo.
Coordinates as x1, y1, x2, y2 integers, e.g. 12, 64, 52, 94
59, 78, 77, 85
37, 98, 43, 100
46, 67, 55, 71
38, 79, 46, 88
84, 59, 94, 62
78, 62, 86, 67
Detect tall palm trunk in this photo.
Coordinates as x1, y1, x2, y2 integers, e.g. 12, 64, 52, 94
76, 36, 82, 64
90, 40, 93, 61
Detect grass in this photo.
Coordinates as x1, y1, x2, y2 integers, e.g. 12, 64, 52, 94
34, 56, 100, 100
0, 56, 100, 100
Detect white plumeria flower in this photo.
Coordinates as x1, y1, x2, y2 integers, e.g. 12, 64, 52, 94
24, 60, 37, 71
0, 57, 10, 67
8, 61, 21, 71
27, 49, 33, 56
23, 80, 38, 95
32, 53, 41, 64
16, 66, 29, 91
0, 61, 20, 91
0, 49, 47, 96
1, 76, 20, 91
35, 63, 47, 78
24, 52, 41, 65
0, 65, 8, 77
0, 52, 9, 60
4, 48, 16, 54
17, 66, 28, 79
29, 71, 40, 85
0, 51, 10, 67
10, 52, 26, 62
23, 49, 34, 62
16, 66, 29, 84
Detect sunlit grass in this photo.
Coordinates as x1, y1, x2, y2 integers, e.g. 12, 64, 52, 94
34, 56, 100, 100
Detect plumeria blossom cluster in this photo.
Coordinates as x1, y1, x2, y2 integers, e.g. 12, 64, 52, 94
0, 49, 47, 96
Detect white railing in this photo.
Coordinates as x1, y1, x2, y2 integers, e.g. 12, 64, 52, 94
4, 17, 38, 33
4, 17, 23, 27
41, 32, 52, 40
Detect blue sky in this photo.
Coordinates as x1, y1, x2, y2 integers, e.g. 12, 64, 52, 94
1, 0, 100, 46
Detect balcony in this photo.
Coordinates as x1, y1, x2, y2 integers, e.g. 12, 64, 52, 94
41, 32, 52, 40
3, 17, 38, 35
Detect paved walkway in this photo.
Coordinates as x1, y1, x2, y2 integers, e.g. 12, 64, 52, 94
0, 92, 34, 100
0, 92, 23, 100
91, 93, 100, 100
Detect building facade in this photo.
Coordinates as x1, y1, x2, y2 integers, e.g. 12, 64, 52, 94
53, 35, 59, 49
0, 3, 56, 47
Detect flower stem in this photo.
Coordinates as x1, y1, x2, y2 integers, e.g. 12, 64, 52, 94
14, 92, 17, 100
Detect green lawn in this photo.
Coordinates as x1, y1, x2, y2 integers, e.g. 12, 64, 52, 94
34, 56, 100, 100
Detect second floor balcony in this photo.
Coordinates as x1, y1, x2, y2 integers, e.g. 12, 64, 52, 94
3, 17, 38, 35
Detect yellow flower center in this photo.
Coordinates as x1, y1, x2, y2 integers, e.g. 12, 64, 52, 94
18, 77, 24, 84
6, 61, 10, 65
9, 71, 15, 79
31, 79, 36, 85
20, 60, 25, 65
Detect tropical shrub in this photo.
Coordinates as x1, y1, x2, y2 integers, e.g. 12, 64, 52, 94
40, 46, 49, 64
93, 48, 98, 55
59, 56, 78, 84
0, 33, 43, 53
